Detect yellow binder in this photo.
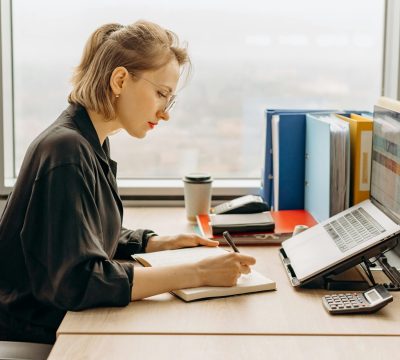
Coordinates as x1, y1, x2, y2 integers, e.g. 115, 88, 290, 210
336, 113, 373, 205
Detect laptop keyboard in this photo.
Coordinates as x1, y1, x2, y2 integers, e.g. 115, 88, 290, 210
323, 208, 386, 252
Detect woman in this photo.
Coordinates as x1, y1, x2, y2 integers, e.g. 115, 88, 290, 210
0, 20, 255, 344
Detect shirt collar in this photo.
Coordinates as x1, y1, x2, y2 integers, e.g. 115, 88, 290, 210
66, 103, 111, 165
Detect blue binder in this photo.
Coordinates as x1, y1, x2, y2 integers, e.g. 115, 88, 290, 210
261, 109, 322, 210
274, 114, 308, 210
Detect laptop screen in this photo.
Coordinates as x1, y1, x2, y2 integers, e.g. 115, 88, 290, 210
372, 105, 400, 220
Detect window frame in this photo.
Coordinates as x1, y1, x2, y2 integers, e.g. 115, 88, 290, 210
0, 0, 398, 205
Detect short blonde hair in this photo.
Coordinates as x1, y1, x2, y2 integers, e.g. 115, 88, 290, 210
68, 20, 190, 120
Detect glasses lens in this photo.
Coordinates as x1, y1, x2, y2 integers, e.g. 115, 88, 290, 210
165, 95, 176, 113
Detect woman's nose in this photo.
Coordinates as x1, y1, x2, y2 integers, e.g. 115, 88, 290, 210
157, 110, 170, 121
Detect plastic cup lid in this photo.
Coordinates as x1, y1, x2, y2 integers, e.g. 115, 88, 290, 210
183, 173, 212, 183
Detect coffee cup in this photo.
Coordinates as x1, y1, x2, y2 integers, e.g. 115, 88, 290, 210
183, 173, 213, 222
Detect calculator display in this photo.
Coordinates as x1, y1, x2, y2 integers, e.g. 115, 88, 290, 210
365, 289, 381, 303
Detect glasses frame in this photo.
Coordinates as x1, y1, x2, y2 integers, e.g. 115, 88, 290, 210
130, 73, 177, 113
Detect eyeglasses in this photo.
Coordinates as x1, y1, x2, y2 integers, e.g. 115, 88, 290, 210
131, 73, 177, 113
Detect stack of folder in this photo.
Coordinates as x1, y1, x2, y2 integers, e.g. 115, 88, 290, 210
261, 109, 373, 223
304, 113, 350, 222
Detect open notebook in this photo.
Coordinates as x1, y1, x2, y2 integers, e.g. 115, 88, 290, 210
132, 247, 276, 302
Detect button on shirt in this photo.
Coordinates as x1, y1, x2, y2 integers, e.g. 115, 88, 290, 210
0, 104, 154, 337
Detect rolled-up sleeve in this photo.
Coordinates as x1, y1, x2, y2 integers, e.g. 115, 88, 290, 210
20, 163, 133, 311
114, 227, 155, 259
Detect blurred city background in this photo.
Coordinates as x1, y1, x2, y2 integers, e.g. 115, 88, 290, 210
10, 0, 384, 179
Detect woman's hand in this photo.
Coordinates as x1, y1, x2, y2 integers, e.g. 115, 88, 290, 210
195, 252, 256, 287
145, 233, 219, 253
131, 252, 256, 300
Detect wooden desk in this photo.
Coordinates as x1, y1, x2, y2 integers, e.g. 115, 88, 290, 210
48, 334, 400, 360
57, 207, 400, 336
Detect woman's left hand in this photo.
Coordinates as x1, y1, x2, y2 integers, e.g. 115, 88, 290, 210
145, 233, 219, 253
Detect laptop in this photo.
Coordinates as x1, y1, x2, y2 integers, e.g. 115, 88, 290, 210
281, 98, 400, 286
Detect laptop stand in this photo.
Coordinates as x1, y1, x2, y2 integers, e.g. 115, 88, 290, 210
300, 263, 371, 291
280, 236, 400, 291
366, 253, 400, 291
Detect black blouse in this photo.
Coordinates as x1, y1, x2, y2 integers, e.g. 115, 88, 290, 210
0, 104, 153, 341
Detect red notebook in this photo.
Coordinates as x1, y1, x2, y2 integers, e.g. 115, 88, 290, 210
196, 210, 317, 245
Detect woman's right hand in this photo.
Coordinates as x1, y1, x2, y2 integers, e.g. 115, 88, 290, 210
195, 252, 256, 287
132, 251, 257, 301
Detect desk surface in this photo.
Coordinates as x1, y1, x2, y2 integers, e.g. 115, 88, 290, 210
48, 334, 400, 360
57, 207, 400, 336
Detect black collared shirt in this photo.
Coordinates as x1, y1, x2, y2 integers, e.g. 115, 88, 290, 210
0, 104, 153, 340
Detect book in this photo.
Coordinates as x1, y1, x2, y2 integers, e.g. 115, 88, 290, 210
336, 113, 373, 206
132, 246, 276, 301
196, 210, 317, 245
210, 212, 275, 235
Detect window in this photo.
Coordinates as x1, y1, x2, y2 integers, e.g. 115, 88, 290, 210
0, 0, 392, 198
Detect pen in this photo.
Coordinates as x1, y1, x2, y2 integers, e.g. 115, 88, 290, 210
222, 231, 240, 253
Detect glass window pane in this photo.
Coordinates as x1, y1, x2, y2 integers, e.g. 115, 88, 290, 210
11, 0, 384, 179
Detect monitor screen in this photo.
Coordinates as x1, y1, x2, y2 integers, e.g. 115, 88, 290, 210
371, 105, 400, 220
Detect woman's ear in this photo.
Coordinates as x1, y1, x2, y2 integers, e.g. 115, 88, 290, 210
110, 67, 129, 96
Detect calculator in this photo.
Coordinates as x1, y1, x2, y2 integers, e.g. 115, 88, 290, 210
322, 284, 393, 314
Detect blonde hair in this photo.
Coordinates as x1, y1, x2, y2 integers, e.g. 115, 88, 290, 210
68, 20, 190, 119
